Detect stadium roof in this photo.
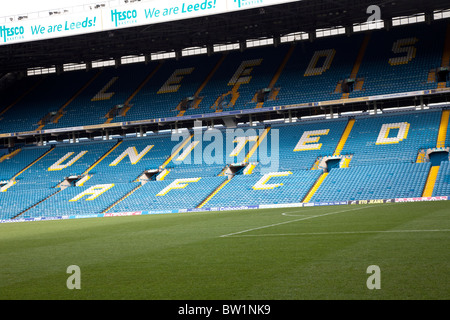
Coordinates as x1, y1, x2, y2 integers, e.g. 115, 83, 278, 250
1, 0, 450, 74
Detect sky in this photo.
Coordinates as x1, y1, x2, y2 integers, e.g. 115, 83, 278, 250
2, 1, 112, 17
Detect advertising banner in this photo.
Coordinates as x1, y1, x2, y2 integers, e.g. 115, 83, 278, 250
0, 0, 301, 46
1, 10, 102, 45
1, 195, 449, 224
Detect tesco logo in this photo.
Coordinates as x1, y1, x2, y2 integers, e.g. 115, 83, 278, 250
0, 25, 25, 43
111, 9, 138, 27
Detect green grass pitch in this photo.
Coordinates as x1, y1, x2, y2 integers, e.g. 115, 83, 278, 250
0, 201, 449, 300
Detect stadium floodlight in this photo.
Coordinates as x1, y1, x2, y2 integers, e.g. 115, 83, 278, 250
353, 20, 385, 32
213, 42, 240, 53
392, 13, 426, 26
280, 31, 309, 43
92, 59, 116, 68
340, 110, 365, 117
316, 26, 345, 38
433, 9, 450, 20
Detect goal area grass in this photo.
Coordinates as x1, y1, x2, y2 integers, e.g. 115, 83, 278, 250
0, 201, 449, 300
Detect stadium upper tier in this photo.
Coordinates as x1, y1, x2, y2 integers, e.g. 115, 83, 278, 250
0, 21, 449, 135
1, 107, 449, 220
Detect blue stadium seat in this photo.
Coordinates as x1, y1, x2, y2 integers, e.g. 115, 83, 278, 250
311, 162, 431, 202
433, 161, 450, 196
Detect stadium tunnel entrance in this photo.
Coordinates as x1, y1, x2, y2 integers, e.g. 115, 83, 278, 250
429, 150, 449, 166
325, 158, 342, 171
138, 169, 167, 185
58, 175, 83, 190
221, 162, 256, 178
418, 148, 450, 165
314, 155, 353, 172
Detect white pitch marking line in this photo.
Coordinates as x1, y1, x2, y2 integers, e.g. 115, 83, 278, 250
281, 211, 310, 217
220, 205, 385, 238
222, 229, 450, 238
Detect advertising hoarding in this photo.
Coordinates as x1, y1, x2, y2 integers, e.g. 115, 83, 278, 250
0, 0, 301, 46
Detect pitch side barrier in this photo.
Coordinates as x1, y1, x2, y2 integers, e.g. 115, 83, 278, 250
1, 196, 448, 224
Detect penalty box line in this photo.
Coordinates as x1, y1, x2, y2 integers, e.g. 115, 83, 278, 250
220, 204, 386, 238
221, 229, 450, 238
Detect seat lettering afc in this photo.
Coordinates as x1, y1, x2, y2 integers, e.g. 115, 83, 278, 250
229, 59, 263, 86
389, 38, 418, 66
91, 77, 119, 101
1, 180, 16, 192
175, 141, 199, 162
213, 59, 262, 110
294, 129, 330, 151
252, 171, 292, 190
156, 178, 201, 196
304, 49, 336, 77
229, 136, 258, 157
48, 151, 88, 171
375, 122, 410, 145
109, 145, 154, 166
291, 123, 409, 151
69, 184, 114, 202
303, 38, 417, 77
158, 68, 195, 94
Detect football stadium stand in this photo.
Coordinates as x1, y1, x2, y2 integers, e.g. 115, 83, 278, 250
1, 18, 450, 220
1, 106, 449, 220
433, 161, 450, 197
1, 21, 448, 135
310, 162, 432, 203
